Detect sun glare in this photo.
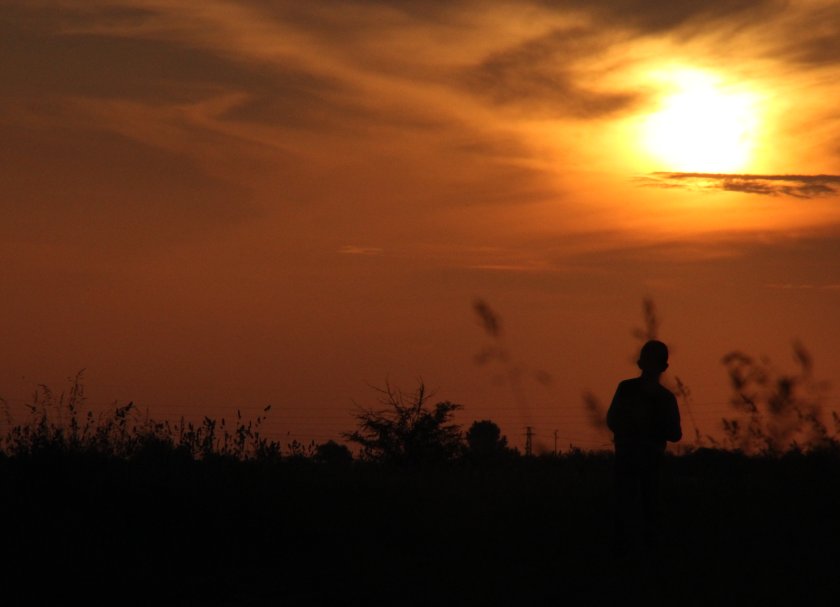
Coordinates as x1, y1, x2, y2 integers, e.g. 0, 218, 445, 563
642, 69, 761, 173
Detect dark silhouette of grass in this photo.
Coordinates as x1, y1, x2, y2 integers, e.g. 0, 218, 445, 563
1, 437, 839, 605
1, 352, 839, 604
719, 341, 835, 454
1, 370, 281, 461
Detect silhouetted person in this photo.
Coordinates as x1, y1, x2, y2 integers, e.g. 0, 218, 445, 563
607, 340, 681, 555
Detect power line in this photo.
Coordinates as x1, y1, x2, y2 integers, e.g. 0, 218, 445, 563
524, 426, 534, 456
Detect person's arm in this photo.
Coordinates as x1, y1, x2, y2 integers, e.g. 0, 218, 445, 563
664, 393, 682, 442
606, 382, 625, 434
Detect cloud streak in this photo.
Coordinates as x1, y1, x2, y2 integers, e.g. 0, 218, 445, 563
545, 0, 785, 33
639, 172, 840, 199
462, 26, 639, 120
766, 283, 840, 291
338, 245, 384, 256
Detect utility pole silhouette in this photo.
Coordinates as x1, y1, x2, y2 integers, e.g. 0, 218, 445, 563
525, 426, 534, 457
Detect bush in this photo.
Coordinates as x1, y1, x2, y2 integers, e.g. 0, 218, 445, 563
344, 382, 463, 465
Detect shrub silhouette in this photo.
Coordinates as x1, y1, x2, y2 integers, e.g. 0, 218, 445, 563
344, 381, 463, 465
314, 439, 353, 465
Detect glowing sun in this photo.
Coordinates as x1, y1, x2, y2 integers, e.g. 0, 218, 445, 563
642, 69, 760, 173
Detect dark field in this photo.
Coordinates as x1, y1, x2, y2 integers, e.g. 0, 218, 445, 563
2, 449, 839, 606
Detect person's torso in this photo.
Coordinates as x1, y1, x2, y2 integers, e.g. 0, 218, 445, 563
614, 378, 672, 450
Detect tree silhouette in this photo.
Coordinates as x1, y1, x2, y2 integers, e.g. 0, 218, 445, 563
465, 420, 508, 462
344, 382, 463, 465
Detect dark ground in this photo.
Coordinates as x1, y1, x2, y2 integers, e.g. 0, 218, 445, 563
1, 448, 839, 606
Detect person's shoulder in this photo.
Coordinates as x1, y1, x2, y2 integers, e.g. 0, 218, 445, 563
656, 383, 678, 402
616, 377, 640, 391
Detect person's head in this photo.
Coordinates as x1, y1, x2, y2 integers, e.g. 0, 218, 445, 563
637, 340, 669, 376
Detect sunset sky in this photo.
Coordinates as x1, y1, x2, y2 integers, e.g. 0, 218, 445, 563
3, 0, 840, 451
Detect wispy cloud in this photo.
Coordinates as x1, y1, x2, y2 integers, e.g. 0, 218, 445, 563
462, 26, 640, 120
544, 0, 785, 33
465, 263, 552, 272
639, 172, 840, 198
338, 245, 383, 256
766, 283, 840, 291
778, 3, 840, 66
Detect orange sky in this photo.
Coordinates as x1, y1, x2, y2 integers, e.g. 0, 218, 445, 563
2, 0, 840, 451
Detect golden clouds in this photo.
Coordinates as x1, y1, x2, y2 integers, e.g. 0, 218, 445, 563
3, 0, 840, 255
3, 1, 840, 451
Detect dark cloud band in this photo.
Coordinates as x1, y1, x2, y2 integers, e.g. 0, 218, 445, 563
639, 172, 840, 198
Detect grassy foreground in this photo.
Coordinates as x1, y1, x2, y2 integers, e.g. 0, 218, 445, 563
2, 447, 839, 606
2, 372, 839, 605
